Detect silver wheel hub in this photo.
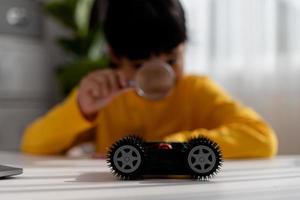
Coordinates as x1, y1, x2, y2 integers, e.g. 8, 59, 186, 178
113, 145, 142, 173
188, 145, 216, 174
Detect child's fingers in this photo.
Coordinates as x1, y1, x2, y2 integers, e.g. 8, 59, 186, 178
87, 73, 109, 97
78, 69, 135, 117
81, 78, 102, 98
89, 70, 121, 95
104, 71, 120, 92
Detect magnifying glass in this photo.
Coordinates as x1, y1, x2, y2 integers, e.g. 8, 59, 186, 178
128, 60, 176, 100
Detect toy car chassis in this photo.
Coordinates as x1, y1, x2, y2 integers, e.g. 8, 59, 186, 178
107, 136, 222, 180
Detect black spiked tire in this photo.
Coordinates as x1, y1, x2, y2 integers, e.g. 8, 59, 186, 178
184, 136, 223, 180
107, 136, 145, 180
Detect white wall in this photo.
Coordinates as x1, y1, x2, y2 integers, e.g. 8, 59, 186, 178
182, 0, 300, 154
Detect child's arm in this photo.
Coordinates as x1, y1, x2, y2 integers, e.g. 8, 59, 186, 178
164, 77, 278, 159
21, 89, 94, 155
21, 69, 129, 155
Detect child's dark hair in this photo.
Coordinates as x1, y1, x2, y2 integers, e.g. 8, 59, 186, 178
104, 0, 187, 61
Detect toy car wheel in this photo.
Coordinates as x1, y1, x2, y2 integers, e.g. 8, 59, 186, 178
185, 137, 222, 180
107, 136, 145, 179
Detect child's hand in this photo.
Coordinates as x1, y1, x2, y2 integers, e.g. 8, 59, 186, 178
77, 69, 130, 121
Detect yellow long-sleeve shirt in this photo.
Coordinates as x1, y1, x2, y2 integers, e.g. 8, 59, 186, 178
21, 75, 278, 158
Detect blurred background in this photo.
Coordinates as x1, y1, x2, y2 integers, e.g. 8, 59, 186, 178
0, 0, 299, 155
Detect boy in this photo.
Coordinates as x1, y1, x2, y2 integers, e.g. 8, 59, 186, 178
21, 0, 277, 158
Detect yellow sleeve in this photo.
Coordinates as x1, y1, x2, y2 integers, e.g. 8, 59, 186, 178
164, 77, 278, 159
21, 89, 94, 155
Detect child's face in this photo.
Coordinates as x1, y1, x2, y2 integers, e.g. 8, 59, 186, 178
114, 43, 185, 81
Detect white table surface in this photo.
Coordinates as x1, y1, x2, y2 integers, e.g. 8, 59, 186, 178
1, 151, 300, 200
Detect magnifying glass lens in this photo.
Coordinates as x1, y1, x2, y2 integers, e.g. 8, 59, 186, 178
132, 61, 176, 100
